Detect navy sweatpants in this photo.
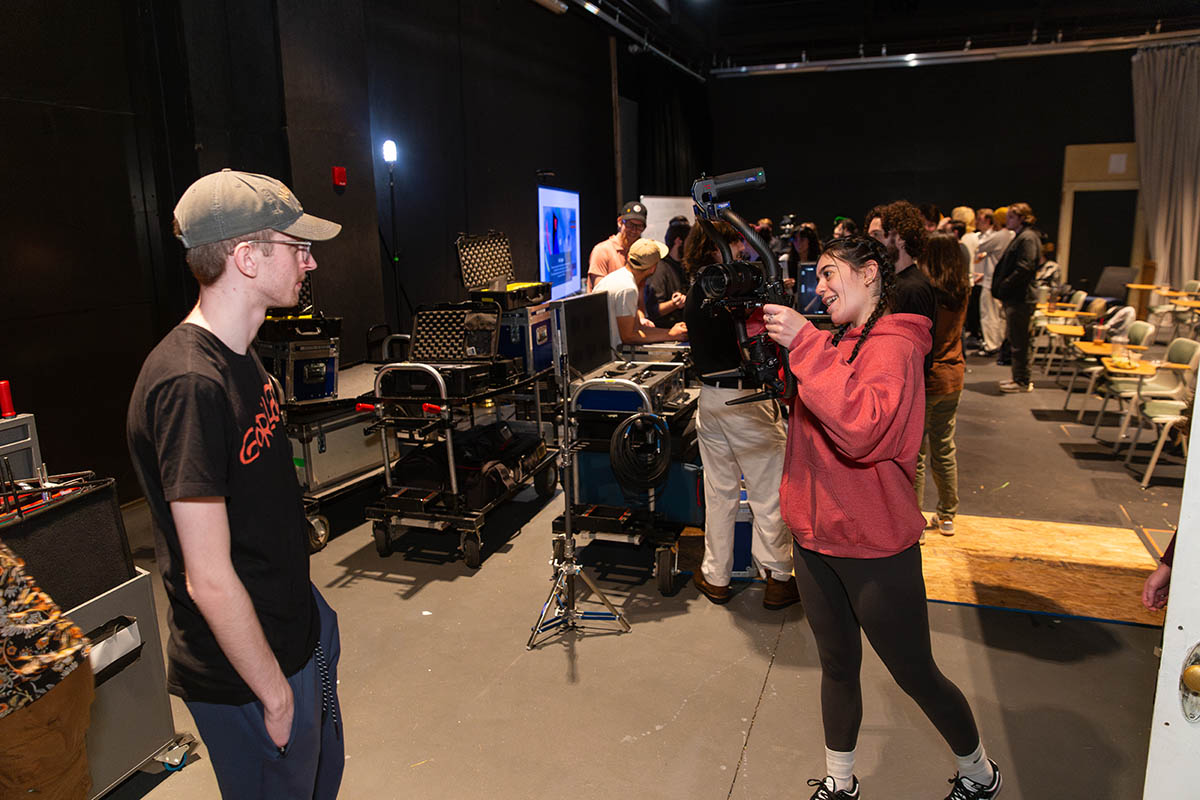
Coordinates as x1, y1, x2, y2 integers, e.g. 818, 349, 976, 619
186, 586, 344, 799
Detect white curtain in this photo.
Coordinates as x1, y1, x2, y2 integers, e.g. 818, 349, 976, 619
1132, 44, 1200, 288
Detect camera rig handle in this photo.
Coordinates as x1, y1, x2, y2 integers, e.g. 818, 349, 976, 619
691, 169, 796, 406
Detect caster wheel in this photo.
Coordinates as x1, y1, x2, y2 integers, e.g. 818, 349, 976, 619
373, 522, 391, 557
534, 466, 558, 499
462, 534, 482, 569
307, 515, 330, 553
655, 546, 676, 596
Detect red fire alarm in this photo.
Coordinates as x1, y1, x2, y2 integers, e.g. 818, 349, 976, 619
332, 166, 347, 187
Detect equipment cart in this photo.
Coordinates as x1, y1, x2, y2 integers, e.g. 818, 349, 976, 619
266, 363, 386, 553
363, 362, 559, 568
553, 375, 702, 596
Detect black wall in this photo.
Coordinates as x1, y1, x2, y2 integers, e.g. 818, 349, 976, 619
278, 0, 384, 363
708, 50, 1137, 244
0, 1, 166, 500
365, 1, 617, 334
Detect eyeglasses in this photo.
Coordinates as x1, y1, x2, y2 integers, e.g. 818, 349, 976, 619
244, 239, 313, 264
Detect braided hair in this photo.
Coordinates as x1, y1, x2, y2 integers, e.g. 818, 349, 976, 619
822, 235, 897, 363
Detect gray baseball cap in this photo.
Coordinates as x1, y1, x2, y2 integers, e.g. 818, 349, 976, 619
173, 168, 341, 247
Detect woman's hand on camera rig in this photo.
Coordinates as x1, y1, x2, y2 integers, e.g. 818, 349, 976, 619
762, 303, 808, 349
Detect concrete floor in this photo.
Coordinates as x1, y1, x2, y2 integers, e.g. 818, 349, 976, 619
106, 350, 1175, 800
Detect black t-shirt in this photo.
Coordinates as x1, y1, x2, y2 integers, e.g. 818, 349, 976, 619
644, 256, 687, 328
126, 323, 317, 704
893, 264, 936, 326
893, 265, 935, 372
683, 282, 760, 387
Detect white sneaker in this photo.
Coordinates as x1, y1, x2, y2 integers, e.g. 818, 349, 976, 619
998, 380, 1033, 393
938, 516, 956, 535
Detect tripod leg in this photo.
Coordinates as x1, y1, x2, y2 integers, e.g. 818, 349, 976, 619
527, 568, 569, 649
575, 568, 631, 632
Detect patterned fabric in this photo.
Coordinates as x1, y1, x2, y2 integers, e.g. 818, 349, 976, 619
0, 541, 88, 719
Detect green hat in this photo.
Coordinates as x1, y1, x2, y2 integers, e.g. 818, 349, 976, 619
173, 169, 341, 247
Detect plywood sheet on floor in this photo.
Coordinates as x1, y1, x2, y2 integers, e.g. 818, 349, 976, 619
920, 514, 1163, 625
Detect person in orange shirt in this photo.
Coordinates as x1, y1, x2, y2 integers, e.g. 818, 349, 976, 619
587, 200, 647, 291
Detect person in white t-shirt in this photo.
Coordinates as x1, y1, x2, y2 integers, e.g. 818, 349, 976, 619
593, 237, 688, 354
973, 207, 1013, 356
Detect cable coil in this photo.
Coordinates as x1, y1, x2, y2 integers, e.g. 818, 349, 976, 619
609, 413, 672, 493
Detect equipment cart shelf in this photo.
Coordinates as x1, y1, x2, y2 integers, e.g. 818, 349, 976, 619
363, 362, 559, 568
551, 377, 701, 596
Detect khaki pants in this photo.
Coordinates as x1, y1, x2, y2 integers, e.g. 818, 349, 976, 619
915, 391, 961, 520
979, 286, 1005, 352
0, 660, 94, 800
695, 385, 792, 582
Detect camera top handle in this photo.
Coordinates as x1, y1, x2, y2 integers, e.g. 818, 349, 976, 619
690, 168, 796, 406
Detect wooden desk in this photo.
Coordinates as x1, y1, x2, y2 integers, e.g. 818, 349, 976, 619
1073, 341, 1149, 357
1046, 323, 1085, 337
1154, 361, 1192, 371
1157, 290, 1191, 298
1036, 306, 1097, 319
1170, 299, 1200, 309
1102, 357, 1156, 377
1125, 283, 1167, 290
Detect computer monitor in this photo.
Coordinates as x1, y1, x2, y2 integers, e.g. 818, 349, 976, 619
792, 261, 827, 315
538, 186, 581, 300
552, 291, 611, 376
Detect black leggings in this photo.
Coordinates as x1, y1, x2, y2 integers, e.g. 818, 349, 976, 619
793, 542, 980, 756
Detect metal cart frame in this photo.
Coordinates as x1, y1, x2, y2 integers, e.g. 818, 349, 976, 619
558, 377, 685, 596
364, 362, 559, 568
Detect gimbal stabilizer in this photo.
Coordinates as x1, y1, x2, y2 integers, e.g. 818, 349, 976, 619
691, 168, 797, 406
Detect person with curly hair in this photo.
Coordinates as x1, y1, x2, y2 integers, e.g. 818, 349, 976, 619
760, 236, 1002, 800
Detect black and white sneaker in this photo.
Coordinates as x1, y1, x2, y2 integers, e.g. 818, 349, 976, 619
807, 775, 859, 799
944, 760, 1002, 799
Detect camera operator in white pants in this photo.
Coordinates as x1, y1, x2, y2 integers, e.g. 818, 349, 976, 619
681, 222, 799, 609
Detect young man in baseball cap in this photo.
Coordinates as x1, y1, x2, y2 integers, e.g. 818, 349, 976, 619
593, 236, 687, 353
586, 199, 649, 292
126, 169, 344, 798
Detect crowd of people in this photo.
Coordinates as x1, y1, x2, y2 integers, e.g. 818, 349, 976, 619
5, 178, 1177, 800
583, 197, 1022, 799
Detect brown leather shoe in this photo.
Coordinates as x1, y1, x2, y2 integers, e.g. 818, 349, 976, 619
763, 571, 801, 610
693, 571, 732, 604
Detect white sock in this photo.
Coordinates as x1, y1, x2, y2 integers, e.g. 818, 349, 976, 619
955, 742, 995, 787
825, 746, 856, 792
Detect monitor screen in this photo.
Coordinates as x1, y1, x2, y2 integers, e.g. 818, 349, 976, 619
553, 291, 611, 376
538, 186, 581, 300
792, 261, 827, 315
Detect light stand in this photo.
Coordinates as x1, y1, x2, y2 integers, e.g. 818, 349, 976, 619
526, 302, 630, 649
382, 140, 414, 329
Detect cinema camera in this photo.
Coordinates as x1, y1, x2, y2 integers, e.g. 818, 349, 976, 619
691, 168, 797, 406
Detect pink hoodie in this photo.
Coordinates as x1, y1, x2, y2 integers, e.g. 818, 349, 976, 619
781, 313, 932, 559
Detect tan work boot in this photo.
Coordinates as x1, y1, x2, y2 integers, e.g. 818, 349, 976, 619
763, 571, 801, 610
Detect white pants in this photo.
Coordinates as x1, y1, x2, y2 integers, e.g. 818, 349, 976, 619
695, 385, 792, 583
979, 283, 1006, 352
